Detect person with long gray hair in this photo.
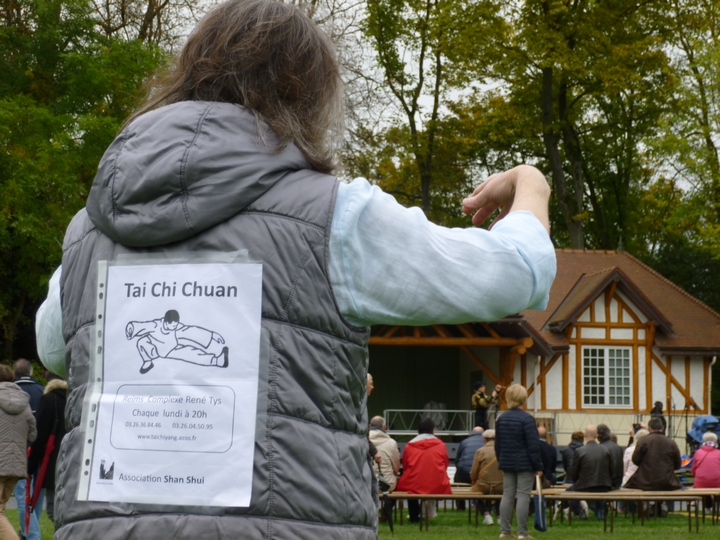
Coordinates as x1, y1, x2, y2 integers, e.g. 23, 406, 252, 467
35, 0, 556, 537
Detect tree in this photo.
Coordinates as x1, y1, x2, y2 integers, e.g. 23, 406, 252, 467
358, 0, 505, 222
0, 0, 165, 359
479, 0, 674, 249
651, 0, 720, 258
91, 0, 210, 49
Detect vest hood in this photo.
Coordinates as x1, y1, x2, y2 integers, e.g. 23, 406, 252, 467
0, 382, 31, 415
86, 101, 311, 247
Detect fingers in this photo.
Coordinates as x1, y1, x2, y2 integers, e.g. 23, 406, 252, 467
462, 170, 517, 227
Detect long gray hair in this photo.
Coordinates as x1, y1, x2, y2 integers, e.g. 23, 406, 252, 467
128, 0, 343, 173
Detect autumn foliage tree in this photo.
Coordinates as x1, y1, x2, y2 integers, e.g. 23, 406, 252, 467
0, 0, 167, 359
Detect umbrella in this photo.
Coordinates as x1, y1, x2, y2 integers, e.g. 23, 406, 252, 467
533, 475, 547, 532
31, 430, 57, 509
24, 448, 32, 533
376, 472, 394, 535
380, 491, 394, 535
26, 419, 58, 531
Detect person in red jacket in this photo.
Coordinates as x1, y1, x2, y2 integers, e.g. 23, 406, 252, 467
397, 418, 451, 522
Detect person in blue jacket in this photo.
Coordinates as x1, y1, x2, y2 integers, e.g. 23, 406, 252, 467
453, 426, 485, 510
495, 384, 543, 539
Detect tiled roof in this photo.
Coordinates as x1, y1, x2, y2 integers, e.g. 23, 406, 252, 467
521, 250, 720, 354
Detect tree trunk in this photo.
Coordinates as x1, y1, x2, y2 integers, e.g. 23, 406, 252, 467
1, 293, 25, 362
540, 67, 584, 248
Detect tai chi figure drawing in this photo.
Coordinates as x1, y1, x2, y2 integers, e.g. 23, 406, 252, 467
125, 309, 229, 374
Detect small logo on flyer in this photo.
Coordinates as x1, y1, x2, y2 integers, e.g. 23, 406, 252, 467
99, 460, 115, 480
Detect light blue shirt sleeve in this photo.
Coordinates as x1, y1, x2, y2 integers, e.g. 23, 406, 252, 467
329, 178, 556, 327
36, 179, 556, 362
35, 266, 66, 377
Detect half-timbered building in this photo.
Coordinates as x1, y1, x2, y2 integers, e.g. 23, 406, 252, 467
367, 250, 720, 445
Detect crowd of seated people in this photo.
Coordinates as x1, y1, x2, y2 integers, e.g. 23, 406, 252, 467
374, 402, 718, 526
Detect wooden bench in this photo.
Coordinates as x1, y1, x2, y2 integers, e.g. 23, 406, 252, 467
545, 489, 705, 533
387, 487, 569, 531
388, 487, 720, 533
387, 490, 502, 531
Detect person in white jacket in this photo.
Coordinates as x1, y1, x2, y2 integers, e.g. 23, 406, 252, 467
368, 416, 400, 492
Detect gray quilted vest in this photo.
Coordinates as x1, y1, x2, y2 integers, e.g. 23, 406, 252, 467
55, 102, 375, 539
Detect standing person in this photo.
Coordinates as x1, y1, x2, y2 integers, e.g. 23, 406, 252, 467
27, 373, 68, 525
11, 359, 44, 540
495, 384, 543, 540
570, 425, 613, 520
454, 426, 485, 510
472, 382, 501, 429
35, 1, 556, 537
0, 365, 37, 540
396, 418, 452, 523
470, 429, 503, 525
597, 424, 623, 490
11, 360, 44, 416
651, 401, 667, 432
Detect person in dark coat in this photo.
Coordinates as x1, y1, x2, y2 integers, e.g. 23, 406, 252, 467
27, 373, 67, 524
562, 431, 584, 481
558, 430, 584, 517
537, 426, 557, 487
624, 417, 681, 491
597, 424, 623, 489
570, 425, 613, 519
454, 426, 485, 510
12, 359, 44, 416
495, 384, 542, 539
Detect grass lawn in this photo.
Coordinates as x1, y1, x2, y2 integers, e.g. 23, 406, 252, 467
6, 509, 55, 540
6, 505, 718, 539
378, 505, 720, 540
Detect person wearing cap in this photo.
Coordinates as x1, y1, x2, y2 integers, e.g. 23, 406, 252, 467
472, 381, 501, 429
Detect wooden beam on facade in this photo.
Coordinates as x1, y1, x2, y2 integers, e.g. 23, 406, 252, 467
646, 322, 655, 412
562, 353, 569, 410
527, 354, 561, 397
704, 357, 711, 414
685, 357, 691, 409
605, 282, 617, 321
651, 352, 697, 409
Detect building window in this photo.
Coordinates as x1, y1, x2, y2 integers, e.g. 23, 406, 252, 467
582, 347, 632, 407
